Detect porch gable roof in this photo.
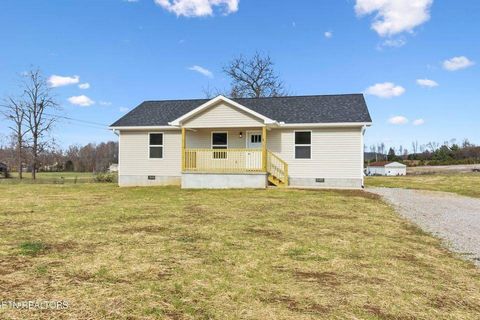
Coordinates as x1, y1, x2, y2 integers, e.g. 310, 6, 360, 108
169, 96, 276, 126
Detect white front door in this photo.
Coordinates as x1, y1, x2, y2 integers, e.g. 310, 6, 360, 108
246, 131, 262, 169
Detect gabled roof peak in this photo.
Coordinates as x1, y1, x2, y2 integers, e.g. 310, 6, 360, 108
168, 95, 276, 126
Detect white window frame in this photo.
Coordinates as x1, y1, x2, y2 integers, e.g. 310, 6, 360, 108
211, 131, 228, 160
148, 132, 164, 160
294, 130, 312, 160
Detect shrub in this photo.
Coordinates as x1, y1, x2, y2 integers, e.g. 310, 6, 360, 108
94, 172, 115, 183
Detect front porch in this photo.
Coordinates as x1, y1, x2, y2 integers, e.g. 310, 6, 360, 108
180, 127, 288, 188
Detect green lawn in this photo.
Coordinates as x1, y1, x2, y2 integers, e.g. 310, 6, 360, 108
366, 172, 480, 198
1, 184, 479, 319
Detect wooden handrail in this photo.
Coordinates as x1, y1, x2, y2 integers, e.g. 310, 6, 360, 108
185, 148, 263, 152
184, 148, 263, 173
267, 151, 289, 185
183, 148, 289, 186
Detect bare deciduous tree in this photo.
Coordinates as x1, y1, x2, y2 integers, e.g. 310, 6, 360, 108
202, 84, 224, 99
22, 69, 59, 179
426, 141, 440, 152
1, 96, 28, 178
411, 140, 419, 154
223, 52, 287, 98
377, 143, 386, 158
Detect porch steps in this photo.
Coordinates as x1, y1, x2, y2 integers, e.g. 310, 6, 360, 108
266, 151, 288, 187
268, 174, 286, 187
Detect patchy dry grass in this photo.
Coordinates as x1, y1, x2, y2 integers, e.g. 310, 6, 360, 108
366, 172, 480, 198
0, 184, 479, 319
1, 172, 116, 185
7, 171, 96, 180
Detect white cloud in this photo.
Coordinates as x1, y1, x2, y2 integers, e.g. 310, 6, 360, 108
381, 38, 406, 48
78, 83, 90, 89
119, 107, 130, 113
416, 78, 438, 88
388, 116, 409, 125
413, 118, 425, 125
48, 75, 80, 88
365, 82, 405, 98
188, 65, 213, 78
324, 31, 333, 38
442, 56, 475, 71
155, 0, 239, 17
99, 101, 112, 106
68, 95, 95, 107
355, 0, 433, 37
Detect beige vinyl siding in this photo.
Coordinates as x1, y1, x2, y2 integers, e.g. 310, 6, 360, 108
185, 128, 260, 149
119, 130, 182, 176
267, 127, 363, 179
118, 126, 363, 183
183, 102, 264, 128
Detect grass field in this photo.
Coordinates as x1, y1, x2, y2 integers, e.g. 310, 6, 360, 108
1, 184, 479, 319
366, 172, 480, 198
8, 172, 95, 179
1, 172, 111, 184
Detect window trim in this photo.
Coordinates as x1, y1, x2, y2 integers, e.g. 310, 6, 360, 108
211, 131, 228, 149
211, 131, 228, 160
294, 130, 312, 160
148, 132, 164, 160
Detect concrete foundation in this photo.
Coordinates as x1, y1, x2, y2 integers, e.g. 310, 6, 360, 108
288, 177, 363, 189
118, 175, 181, 187
118, 174, 361, 190
182, 172, 267, 189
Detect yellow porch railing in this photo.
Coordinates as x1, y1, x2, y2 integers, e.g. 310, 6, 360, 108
184, 148, 264, 173
267, 151, 289, 186
183, 148, 289, 186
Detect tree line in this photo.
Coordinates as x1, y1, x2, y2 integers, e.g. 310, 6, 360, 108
0, 138, 118, 174
367, 139, 480, 166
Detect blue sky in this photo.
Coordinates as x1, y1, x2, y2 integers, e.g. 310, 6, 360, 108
0, 0, 478, 151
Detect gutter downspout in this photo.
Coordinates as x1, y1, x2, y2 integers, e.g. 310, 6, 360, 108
361, 125, 366, 189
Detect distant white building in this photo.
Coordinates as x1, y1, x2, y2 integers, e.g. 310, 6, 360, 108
366, 161, 407, 176
109, 163, 119, 172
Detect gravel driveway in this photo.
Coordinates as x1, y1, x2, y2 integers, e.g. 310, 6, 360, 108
368, 187, 480, 266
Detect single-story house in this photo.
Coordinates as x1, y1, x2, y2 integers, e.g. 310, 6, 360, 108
366, 161, 406, 176
110, 94, 372, 189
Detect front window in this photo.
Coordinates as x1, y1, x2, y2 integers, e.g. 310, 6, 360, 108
250, 134, 262, 144
212, 132, 227, 159
295, 131, 311, 159
149, 133, 163, 159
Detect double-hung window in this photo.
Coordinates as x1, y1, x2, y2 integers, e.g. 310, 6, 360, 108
294, 131, 311, 159
149, 133, 163, 159
212, 132, 228, 159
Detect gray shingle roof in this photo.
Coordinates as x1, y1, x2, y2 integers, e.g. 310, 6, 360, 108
110, 94, 372, 127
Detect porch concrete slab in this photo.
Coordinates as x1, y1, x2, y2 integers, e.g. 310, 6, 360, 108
182, 172, 267, 189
